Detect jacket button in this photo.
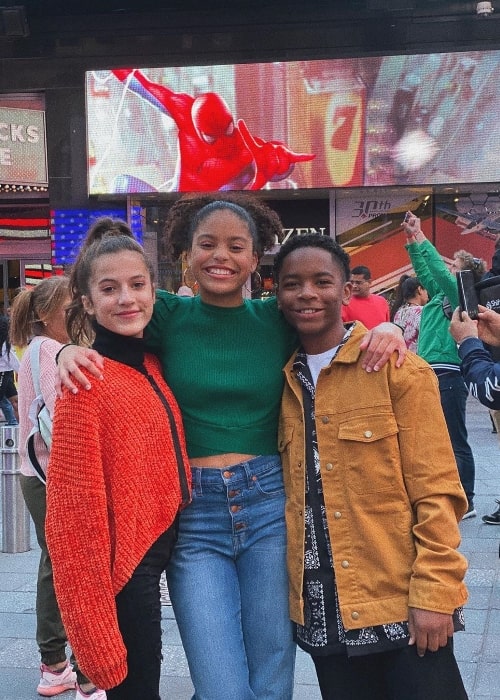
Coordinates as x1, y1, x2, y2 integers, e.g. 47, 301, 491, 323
351, 611, 360, 621
364, 430, 373, 438
325, 463, 333, 471
341, 560, 349, 568
321, 416, 329, 424
334, 511, 342, 519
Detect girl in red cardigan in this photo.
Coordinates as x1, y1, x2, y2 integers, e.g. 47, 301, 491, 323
45, 219, 190, 699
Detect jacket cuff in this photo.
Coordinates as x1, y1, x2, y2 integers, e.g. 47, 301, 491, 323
457, 336, 484, 359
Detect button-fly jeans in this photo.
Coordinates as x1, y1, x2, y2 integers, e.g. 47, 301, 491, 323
167, 455, 296, 700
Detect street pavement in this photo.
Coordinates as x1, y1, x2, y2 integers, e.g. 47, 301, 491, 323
0, 396, 498, 699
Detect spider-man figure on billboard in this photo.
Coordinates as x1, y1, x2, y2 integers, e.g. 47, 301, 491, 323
111, 68, 314, 192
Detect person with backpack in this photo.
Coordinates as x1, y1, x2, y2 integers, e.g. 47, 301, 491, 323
9, 276, 106, 700
0, 314, 20, 425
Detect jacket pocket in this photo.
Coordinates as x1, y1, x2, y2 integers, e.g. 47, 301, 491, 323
337, 412, 401, 494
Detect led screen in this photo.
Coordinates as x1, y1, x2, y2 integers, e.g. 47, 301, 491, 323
86, 51, 500, 194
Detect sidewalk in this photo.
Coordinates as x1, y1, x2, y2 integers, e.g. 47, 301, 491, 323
0, 397, 498, 699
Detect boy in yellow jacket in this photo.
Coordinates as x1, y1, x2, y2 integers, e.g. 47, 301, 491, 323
274, 234, 469, 700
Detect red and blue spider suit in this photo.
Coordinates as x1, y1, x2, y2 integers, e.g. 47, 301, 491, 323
112, 68, 315, 192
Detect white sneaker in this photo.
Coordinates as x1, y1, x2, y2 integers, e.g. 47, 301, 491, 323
37, 661, 77, 696
75, 685, 107, 700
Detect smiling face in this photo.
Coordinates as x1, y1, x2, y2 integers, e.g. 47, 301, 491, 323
277, 246, 352, 354
187, 209, 258, 307
82, 250, 155, 338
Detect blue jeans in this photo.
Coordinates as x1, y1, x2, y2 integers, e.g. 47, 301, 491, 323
167, 455, 296, 700
437, 372, 475, 504
0, 395, 17, 425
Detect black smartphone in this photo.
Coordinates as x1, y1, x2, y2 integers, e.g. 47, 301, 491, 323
457, 269, 479, 320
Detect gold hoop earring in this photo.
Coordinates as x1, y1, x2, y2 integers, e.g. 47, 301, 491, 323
183, 266, 197, 288
252, 271, 262, 293
245, 270, 263, 295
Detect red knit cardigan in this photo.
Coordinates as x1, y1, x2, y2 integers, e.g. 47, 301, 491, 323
46, 354, 191, 690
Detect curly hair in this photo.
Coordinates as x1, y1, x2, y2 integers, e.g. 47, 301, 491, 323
454, 249, 487, 284
273, 233, 351, 283
162, 193, 283, 261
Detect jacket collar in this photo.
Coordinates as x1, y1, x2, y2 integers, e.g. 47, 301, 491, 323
283, 322, 367, 376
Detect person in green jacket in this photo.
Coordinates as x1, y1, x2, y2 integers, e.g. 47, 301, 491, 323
403, 211, 485, 519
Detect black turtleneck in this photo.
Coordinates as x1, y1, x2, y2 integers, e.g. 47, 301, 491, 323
92, 321, 146, 369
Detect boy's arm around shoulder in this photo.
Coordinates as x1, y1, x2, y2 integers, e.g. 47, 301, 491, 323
386, 352, 469, 613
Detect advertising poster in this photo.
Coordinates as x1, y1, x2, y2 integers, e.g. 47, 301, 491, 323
87, 51, 500, 195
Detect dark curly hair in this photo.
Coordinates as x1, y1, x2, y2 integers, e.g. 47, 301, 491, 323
162, 193, 283, 261
273, 233, 351, 283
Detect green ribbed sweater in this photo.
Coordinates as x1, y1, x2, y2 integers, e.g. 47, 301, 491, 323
146, 292, 298, 457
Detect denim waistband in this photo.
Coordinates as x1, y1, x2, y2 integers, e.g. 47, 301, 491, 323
190, 454, 281, 489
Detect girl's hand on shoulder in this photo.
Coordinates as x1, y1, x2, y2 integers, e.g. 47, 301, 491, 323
56, 346, 104, 395
359, 322, 407, 372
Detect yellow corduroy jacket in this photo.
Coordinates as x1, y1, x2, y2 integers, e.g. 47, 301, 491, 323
279, 322, 469, 631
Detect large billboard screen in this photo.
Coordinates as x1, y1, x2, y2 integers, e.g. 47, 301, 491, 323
86, 51, 500, 194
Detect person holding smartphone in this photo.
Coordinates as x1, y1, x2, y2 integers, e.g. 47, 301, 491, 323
450, 305, 500, 526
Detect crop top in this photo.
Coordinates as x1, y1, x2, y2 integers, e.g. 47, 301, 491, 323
145, 291, 297, 457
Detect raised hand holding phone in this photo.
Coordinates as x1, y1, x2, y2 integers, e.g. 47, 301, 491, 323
402, 211, 424, 242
